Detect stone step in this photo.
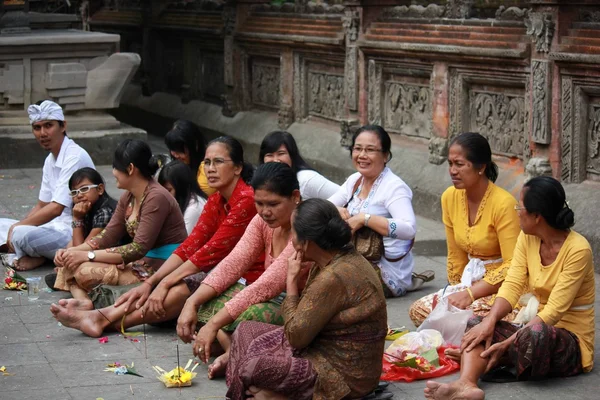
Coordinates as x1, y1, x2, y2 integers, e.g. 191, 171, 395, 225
363, 33, 523, 49
241, 25, 342, 38
567, 29, 600, 38
90, 10, 142, 25
371, 22, 525, 34
248, 16, 342, 26
559, 44, 600, 53
562, 36, 600, 47
157, 14, 222, 29
368, 27, 527, 42
244, 21, 342, 32
572, 22, 600, 30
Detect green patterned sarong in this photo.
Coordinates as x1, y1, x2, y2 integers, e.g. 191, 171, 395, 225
196, 282, 284, 332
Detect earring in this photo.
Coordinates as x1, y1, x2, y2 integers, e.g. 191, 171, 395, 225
295, 201, 299, 205
479, 171, 483, 175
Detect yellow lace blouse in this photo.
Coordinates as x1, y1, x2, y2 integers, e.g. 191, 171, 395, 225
197, 161, 217, 196
441, 182, 520, 286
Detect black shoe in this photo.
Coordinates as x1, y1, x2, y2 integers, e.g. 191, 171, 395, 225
44, 273, 57, 290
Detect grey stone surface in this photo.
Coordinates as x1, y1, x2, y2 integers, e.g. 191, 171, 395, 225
0, 138, 598, 399
86, 53, 142, 109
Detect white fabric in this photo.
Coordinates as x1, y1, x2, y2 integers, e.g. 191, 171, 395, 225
328, 167, 417, 296
438, 256, 502, 299
183, 194, 207, 234
6, 222, 70, 259
38, 136, 95, 233
27, 100, 65, 124
297, 169, 340, 200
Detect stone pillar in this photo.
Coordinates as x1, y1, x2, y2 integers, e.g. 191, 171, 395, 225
278, 49, 294, 129
428, 62, 450, 165
222, 5, 238, 117
340, 5, 361, 147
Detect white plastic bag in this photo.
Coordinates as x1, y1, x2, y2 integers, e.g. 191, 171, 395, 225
418, 298, 473, 346
386, 330, 444, 358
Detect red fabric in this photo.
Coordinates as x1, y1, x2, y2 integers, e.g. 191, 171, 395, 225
173, 179, 263, 279
381, 347, 460, 382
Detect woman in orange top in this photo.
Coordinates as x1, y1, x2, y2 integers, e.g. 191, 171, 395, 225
409, 133, 521, 327
425, 176, 595, 400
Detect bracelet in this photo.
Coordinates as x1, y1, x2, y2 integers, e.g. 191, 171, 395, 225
142, 281, 153, 288
465, 287, 475, 302
364, 213, 372, 228
71, 220, 84, 229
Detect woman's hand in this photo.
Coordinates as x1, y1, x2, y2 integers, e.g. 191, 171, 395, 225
336, 207, 351, 220
287, 250, 304, 283
193, 324, 218, 363
346, 213, 365, 233
480, 335, 515, 373
54, 249, 68, 268
114, 282, 152, 312
177, 301, 199, 344
447, 290, 473, 310
63, 250, 89, 270
145, 284, 170, 318
72, 201, 92, 220
461, 317, 495, 353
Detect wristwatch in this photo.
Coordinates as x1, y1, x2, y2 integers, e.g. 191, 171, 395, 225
87, 251, 96, 261
364, 213, 372, 227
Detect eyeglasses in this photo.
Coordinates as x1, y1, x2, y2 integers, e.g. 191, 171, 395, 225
351, 146, 382, 155
204, 158, 233, 168
514, 205, 526, 212
69, 184, 99, 197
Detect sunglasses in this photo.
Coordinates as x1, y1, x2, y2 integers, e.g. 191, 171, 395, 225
69, 184, 99, 197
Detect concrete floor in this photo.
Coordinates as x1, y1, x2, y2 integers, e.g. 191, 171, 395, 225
0, 136, 599, 399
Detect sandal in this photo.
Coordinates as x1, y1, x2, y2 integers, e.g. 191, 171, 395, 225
412, 270, 435, 282
45, 273, 57, 290
481, 366, 517, 383
361, 392, 393, 400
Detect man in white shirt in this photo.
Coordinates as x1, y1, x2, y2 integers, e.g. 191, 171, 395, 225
0, 100, 95, 270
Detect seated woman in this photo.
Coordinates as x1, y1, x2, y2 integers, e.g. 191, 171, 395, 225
45, 168, 117, 289
226, 198, 388, 400
425, 176, 595, 400
329, 124, 430, 297
158, 160, 207, 234
178, 162, 305, 379
259, 130, 340, 199
165, 119, 215, 196
409, 132, 521, 327
52, 139, 187, 305
50, 136, 258, 336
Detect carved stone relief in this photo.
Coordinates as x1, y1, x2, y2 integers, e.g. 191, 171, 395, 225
429, 137, 449, 165
197, 52, 224, 99
560, 77, 574, 181
525, 157, 552, 182
531, 60, 551, 144
495, 6, 530, 21
525, 12, 554, 53
469, 91, 526, 157
367, 60, 382, 125
252, 1, 344, 14
340, 119, 360, 148
251, 62, 280, 108
384, 81, 432, 139
445, 0, 473, 19
342, 9, 359, 42
586, 104, 600, 178
223, 5, 236, 36
579, 9, 600, 22
308, 71, 345, 120
384, 5, 445, 19
345, 46, 357, 111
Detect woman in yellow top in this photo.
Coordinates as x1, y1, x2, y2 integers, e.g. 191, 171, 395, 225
165, 119, 216, 196
409, 133, 521, 327
425, 176, 595, 400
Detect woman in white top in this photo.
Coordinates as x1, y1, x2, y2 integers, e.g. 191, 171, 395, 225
329, 125, 434, 297
158, 160, 207, 234
259, 131, 340, 199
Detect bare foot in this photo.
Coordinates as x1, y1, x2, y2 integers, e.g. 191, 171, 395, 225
445, 348, 462, 363
246, 386, 287, 400
14, 256, 45, 271
424, 380, 484, 400
207, 352, 229, 379
58, 298, 94, 311
50, 303, 106, 338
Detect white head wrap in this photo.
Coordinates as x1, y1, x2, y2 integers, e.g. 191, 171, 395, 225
27, 100, 65, 125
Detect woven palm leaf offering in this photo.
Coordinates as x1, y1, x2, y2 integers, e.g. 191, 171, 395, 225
153, 359, 199, 388
3, 266, 27, 291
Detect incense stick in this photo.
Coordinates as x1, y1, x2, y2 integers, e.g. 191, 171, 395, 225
176, 344, 181, 379
143, 322, 147, 359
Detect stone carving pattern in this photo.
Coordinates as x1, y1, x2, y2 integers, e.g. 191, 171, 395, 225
384, 82, 432, 138
470, 91, 526, 157
429, 137, 449, 165
495, 6, 530, 21
368, 60, 382, 125
222, 5, 236, 36
223, 36, 233, 86
531, 61, 550, 144
342, 9, 359, 42
525, 157, 553, 182
448, 69, 459, 138
252, 63, 280, 108
308, 72, 344, 120
561, 77, 573, 181
345, 46, 357, 111
587, 104, 600, 177
573, 86, 583, 183
384, 5, 445, 19
525, 12, 554, 53
340, 119, 360, 148
200, 53, 224, 99
293, 54, 303, 121
445, 0, 473, 19
579, 10, 600, 22
252, 1, 344, 14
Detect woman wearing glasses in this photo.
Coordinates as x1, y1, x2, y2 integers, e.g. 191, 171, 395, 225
52, 139, 188, 304
51, 136, 259, 338
329, 125, 432, 297
409, 132, 521, 332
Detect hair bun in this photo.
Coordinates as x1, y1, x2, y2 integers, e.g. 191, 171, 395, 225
555, 207, 575, 230
324, 218, 352, 248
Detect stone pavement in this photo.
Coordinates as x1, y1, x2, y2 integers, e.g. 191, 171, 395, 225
1, 140, 599, 399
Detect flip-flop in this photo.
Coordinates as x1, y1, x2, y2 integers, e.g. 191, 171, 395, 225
376, 381, 389, 392
481, 366, 517, 383
361, 391, 393, 400
412, 270, 435, 282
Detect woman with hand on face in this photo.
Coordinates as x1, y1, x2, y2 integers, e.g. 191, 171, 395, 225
179, 162, 305, 380
329, 124, 431, 297
52, 139, 187, 308
409, 132, 521, 329
158, 160, 207, 234
50, 136, 258, 338
226, 199, 387, 400
259, 130, 340, 199
425, 177, 595, 400
46, 168, 117, 289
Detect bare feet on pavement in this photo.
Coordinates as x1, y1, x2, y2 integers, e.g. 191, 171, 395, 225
424, 380, 485, 400
58, 298, 94, 311
14, 256, 45, 271
207, 352, 229, 379
50, 303, 105, 338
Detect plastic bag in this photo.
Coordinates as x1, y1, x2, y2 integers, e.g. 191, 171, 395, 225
386, 330, 444, 357
381, 346, 459, 382
418, 298, 473, 346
